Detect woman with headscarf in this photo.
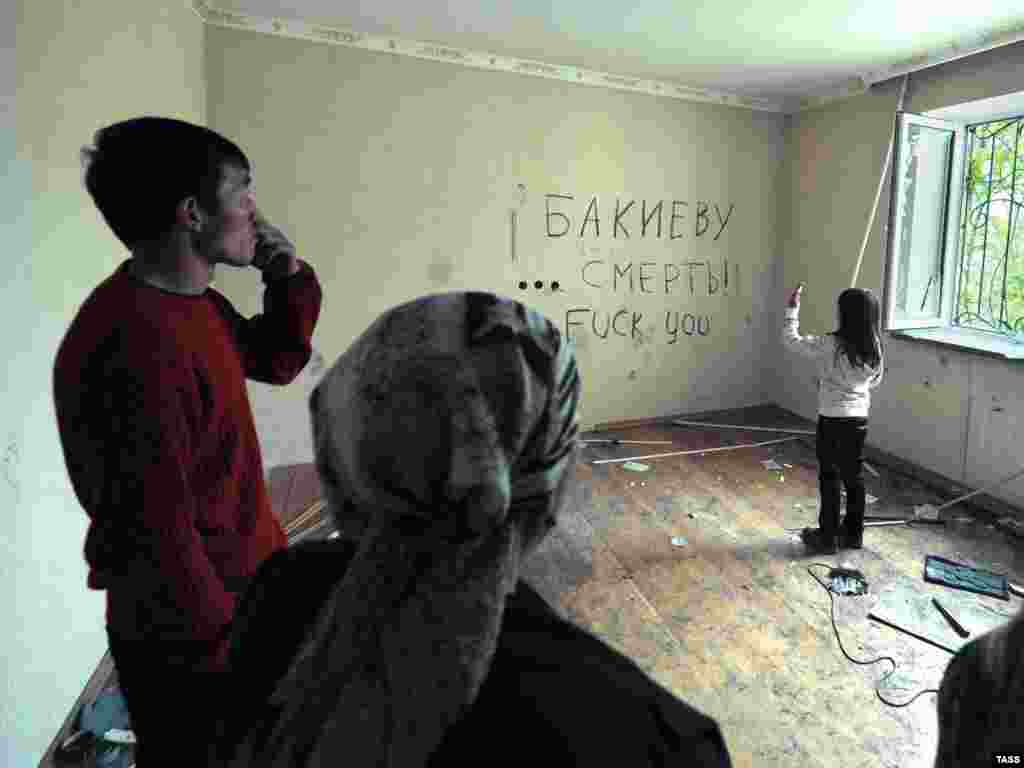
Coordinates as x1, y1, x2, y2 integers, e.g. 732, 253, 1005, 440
213, 291, 732, 767
933, 603, 1024, 767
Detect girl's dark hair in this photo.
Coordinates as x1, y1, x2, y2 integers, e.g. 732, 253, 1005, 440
833, 288, 883, 371
80, 117, 250, 250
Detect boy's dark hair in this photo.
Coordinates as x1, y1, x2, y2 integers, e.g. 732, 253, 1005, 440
833, 288, 883, 371
80, 117, 250, 250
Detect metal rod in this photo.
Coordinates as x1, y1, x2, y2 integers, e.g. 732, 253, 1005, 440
935, 465, 1024, 512
863, 518, 945, 527
581, 439, 675, 445
864, 519, 909, 527
592, 436, 801, 465
672, 419, 815, 436
868, 612, 957, 655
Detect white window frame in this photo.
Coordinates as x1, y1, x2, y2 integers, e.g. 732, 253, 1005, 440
883, 104, 1024, 359
883, 112, 966, 332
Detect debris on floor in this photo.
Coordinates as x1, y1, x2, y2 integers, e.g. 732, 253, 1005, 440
761, 459, 784, 471
870, 572, 1010, 654
622, 461, 650, 472
671, 536, 688, 547
996, 516, 1024, 538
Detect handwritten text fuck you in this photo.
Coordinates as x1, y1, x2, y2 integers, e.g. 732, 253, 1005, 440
541, 193, 739, 346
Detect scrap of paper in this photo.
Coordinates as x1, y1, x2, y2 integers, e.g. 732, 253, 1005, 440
623, 462, 650, 472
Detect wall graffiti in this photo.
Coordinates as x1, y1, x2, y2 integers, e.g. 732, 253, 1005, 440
532, 192, 740, 345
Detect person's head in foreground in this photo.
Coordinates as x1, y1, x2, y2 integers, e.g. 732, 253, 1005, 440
934, 604, 1024, 767
81, 116, 258, 268
230, 290, 581, 766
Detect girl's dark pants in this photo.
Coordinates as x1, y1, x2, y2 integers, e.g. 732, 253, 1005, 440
816, 415, 868, 540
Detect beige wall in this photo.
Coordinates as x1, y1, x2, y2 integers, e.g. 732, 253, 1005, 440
776, 43, 1024, 508
6, 2, 205, 763
204, 26, 786, 468
11, 5, 1024, 761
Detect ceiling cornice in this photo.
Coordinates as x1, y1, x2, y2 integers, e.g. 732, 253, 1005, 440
861, 20, 1024, 86
191, 2, 1024, 116
190, 1, 785, 113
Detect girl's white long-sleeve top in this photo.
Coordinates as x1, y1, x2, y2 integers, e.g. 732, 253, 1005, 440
781, 306, 883, 418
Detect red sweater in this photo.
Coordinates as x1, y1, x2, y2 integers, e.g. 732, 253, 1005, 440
53, 259, 322, 671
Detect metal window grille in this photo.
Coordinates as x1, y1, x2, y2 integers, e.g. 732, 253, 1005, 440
955, 116, 1024, 335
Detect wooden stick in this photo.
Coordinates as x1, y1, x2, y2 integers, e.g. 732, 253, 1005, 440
284, 499, 327, 534
286, 510, 325, 536
851, 74, 909, 289
285, 505, 321, 533
288, 518, 330, 545
592, 436, 801, 465
673, 419, 815, 436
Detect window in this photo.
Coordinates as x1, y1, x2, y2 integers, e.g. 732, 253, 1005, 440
885, 95, 1024, 356
957, 118, 1024, 334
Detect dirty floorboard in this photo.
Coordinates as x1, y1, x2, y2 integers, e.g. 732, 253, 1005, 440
519, 405, 1024, 768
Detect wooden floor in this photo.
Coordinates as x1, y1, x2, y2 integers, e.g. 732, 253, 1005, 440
520, 405, 1024, 768
44, 405, 1023, 766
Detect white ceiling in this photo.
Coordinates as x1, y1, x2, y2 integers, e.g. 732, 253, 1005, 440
215, 0, 1024, 109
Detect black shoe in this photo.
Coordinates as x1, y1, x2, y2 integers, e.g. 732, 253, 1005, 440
838, 528, 863, 550
801, 527, 837, 555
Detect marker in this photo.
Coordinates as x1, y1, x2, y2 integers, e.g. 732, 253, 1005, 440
932, 597, 969, 638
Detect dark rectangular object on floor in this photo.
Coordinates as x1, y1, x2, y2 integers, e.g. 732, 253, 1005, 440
924, 555, 1010, 600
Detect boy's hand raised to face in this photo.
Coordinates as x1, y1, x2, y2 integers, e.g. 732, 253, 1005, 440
252, 210, 299, 279
787, 283, 804, 309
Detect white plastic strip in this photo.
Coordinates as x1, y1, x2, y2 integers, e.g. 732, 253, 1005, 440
593, 436, 800, 465
673, 419, 815, 436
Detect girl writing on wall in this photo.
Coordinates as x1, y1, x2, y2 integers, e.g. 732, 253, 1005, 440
782, 283, 884, 554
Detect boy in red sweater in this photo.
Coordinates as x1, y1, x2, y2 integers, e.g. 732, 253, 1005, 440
53, 117, 322, 765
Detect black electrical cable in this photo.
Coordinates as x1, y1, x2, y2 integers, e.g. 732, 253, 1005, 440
806, 563, 941, 708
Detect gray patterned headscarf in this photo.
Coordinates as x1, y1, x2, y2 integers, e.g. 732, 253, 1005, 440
228, 291, 581, 768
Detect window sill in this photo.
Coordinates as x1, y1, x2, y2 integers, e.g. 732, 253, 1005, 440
890, 327, 1024, 360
